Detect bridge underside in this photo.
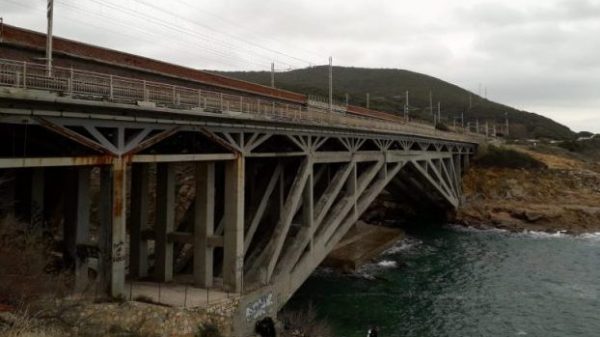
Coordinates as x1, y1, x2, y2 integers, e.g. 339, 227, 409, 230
0, 94, 474, 335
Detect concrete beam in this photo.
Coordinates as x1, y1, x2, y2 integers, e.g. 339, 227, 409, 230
132, 153, 236, 163
0, 156, 112, 169
244, 164, 282, 255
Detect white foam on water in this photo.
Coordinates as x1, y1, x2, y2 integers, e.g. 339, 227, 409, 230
578, 232, 600, 241
515, 330, 528, 335
377, 260, 397, 268
447, 223, 508, 234
519, 230, 569, 239
450, 224, 600, 242
383, 238, 421, 255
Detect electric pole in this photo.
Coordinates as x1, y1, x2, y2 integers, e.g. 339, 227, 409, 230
404, 90, 409, 121
328, 56, 333, 112
505, 112, 509, 136
429, 90, 434, 124
437, 101, 441, 124
366, 93, 370, 109
271, 62, 275, 88
46, 0, 54, 76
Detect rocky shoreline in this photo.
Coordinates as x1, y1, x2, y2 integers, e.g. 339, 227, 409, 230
456, 148, 600, 235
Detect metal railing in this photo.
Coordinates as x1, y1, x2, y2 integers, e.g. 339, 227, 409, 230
0, 59, 476, 143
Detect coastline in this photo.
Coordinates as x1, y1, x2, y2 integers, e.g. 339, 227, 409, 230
455, 146, 600, 235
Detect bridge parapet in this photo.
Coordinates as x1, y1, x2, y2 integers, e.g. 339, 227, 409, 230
0, 58, 481, 144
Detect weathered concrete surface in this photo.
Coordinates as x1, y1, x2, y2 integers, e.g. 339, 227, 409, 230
322, 221, 405, 272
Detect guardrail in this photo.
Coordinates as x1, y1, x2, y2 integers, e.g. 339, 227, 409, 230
0, 59, 477, 143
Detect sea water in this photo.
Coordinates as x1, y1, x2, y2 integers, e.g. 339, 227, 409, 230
286, 225, 600, 337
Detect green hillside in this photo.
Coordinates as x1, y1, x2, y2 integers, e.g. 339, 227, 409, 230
216, 66, 574, 140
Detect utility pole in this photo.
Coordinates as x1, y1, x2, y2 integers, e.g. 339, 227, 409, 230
404, 90, 409, 121
429, 90, 434, 124
328, 56, 333, 112
461, 111, 464, 129
485, 121, 489, 137
505, 112, 509, 136
345, 93, 349, 106
270, 62, 275, 88
469, 94, 472, 109
46, 0, 54, 76
437, 101, 441, 124
366, 93, 370, 109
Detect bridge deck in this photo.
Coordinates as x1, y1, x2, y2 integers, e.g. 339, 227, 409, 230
0, 58, 477, 144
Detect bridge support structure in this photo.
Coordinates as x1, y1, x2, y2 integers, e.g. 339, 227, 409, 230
0, 91, 475, 335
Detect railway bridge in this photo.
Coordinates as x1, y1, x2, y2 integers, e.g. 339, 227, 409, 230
0, 25, 477, 335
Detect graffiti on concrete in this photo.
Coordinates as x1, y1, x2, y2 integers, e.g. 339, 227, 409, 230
245, 292, 273, 322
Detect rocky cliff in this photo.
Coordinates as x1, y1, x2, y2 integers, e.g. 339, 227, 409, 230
457, 145, 600, 234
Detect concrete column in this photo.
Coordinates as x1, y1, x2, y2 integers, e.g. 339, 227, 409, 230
111, 159, 128, 297
155, 163, 175, 282
97, 166, 113, 296
223, 157, 244, 293
30, 168, 44, 228
193, 162, 215, 288
130, 164, 150, 278
303, 165, 314, 250
462, 154, 470, 171
346, 162, 357, 219
64, 167, 92, 292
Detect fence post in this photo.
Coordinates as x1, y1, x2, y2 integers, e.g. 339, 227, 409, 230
184, 284, 188, 308
143, 80, 148, 101
109, 75, 114, 100
68, 67, 74, 96
22, 62, 27, 89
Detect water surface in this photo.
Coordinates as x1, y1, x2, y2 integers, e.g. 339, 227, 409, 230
286, 225, 600, 337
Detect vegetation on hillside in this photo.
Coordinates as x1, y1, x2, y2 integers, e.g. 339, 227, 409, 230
474, 145, 547, 169
217, 66, 575, 140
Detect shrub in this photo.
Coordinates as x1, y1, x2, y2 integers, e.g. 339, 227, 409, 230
435, 122, 450, 131
279, 304, 333, 337
196, 322, 222, 337
0, 215, 67, 307
557, 140, 583, 152
475, 145, 546, 169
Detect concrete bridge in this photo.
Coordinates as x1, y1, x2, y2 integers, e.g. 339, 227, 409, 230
0, 25, 477, 335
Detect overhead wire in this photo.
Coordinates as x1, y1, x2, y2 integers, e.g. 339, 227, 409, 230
86, 0, 279, 69
132, 0, 320, 67
0, 0, 269, 70
1, 0, 325, 71
177, 0, 326, 61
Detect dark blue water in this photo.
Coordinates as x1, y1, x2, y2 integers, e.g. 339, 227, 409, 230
286, 225, 600, 337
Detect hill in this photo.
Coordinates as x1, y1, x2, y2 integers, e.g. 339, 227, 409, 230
216, 66, 575, 140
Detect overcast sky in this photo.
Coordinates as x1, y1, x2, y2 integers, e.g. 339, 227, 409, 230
2, 0, 599, 133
